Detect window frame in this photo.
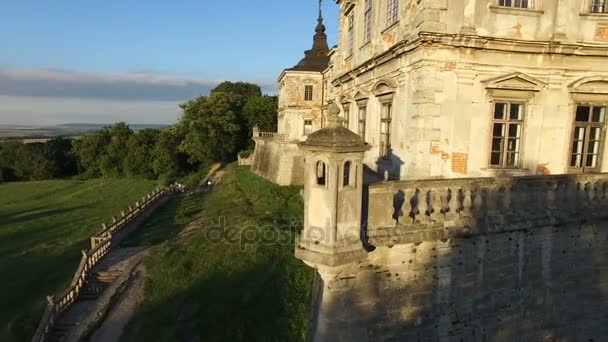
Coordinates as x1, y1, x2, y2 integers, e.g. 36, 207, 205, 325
386, 0, 399, 28
358, 103, 367, 141
315, 160, 327, 186
568, 103, 607, 173
379, 100, 393, 159
304, 85, 314, 101
346, 11, 355, 57
497, 0, 534, 9
303, 119, 313, 136
488, 100, 527, 169
342, 103, 351, 130
591, 0, 608, 13
364, 0, 373, 44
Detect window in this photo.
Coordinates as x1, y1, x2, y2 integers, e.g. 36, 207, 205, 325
380, 102, 393, 158
304, 120, 313, 136
591, 0, 608, 12
490, 102, 524, 168
570, 105, 606, 172
343, 104, 350, 129
304, 85, 313, 101
316, 161, 326, 185
364, 0, 373, 43
343, 161, 352, 187
347, 12, 355, 57
358, 105, 367, 140
386, 0, 399, 27
497, 0, 533, 8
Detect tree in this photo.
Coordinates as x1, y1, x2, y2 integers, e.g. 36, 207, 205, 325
211, 81, 262, 98
45, 137, 77, 177
152, 128, 189, 183
125, 129, 160, 179
72, 129, 111, 178
179, 92, 244, 163
243, 95, 278, 132
99, 122, 133, 178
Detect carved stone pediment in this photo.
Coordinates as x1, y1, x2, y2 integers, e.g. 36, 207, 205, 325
483, 72, 546, 91
569, 76, 608, 94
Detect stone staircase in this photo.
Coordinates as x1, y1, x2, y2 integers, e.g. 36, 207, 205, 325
45, 249, 143, 342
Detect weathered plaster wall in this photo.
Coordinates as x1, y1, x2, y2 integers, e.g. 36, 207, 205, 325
314, 221, 608, 341
251, 138, 304, 186
278, 71, 325, 141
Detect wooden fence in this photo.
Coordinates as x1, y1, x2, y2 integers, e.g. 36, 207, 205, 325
31, 184, 181, 342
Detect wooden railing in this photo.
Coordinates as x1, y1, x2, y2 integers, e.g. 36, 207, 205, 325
31, 184, 182, 342
366, 173, 608, 245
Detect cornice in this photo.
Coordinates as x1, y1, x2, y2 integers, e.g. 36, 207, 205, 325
331, 32, 608, 86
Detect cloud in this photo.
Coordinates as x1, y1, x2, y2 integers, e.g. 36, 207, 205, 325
0, 67, 278, 125
0, 95, 182, 125
0, 68, 221, 101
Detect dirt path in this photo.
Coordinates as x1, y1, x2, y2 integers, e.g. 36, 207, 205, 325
89, 263, 148, 342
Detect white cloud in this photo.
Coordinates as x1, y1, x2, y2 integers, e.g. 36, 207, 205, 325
0, 95, 182, 125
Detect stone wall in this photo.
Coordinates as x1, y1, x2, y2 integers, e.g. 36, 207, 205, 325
251, 136, 304, 186
310, 173, 608, 341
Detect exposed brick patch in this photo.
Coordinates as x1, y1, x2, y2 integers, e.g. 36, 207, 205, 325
441, 152, 450, 161
452, 153, 468, 175
430, 142, 440, 154
512, 23, 523, 39
537, 163, 551, 175
440, 62, 457, 71
596, 24, 608, 41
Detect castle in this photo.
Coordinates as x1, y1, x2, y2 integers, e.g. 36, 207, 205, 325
253, 1, 608, 340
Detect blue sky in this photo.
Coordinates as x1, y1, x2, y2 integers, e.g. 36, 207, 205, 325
0, 0, 339, 125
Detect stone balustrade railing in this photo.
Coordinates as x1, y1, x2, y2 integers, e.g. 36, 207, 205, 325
253, 130, 288, 141
366, 173, 608, 246
31, 184, 182, 342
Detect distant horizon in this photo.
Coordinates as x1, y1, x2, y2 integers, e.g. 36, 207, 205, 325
0, 0, 338, 125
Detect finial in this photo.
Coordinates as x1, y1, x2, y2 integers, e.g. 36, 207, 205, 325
318, 0, 323, 20
326, 103, 344, 128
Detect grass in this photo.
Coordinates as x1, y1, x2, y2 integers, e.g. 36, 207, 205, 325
121, 164, 313, 342
0, 178, 157, 341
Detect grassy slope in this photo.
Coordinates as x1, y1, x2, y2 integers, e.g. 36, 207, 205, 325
0, 178, 156, 341
122, 164, 312, 342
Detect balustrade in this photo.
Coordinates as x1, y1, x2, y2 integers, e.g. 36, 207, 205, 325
368, 174, 608, 237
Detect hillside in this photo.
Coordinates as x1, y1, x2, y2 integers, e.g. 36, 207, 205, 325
0, 178, 156, 341
121, 164, 313, 341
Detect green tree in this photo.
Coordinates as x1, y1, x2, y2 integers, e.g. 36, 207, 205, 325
152, 128, 189, 183
243, 95, 278, 132
210, 81, 262, 98
179, 92, 243, 163
72, 129, 111, 178
125, 129, 160, 179
99, 122, 133, 178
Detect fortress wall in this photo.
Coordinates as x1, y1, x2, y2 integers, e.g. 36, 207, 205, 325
311, 173, 608, 341
251, 138, 304, 186
315, 221, 608, 341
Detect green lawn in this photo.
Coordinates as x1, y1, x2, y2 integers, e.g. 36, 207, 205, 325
122, 164, 313, 341
0, 178, 156, 341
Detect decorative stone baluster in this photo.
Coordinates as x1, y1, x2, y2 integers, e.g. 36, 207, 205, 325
430, 189, 443, 223
444, 188, 458, 221
409, 189, 421, 223
460, 188, 473, 218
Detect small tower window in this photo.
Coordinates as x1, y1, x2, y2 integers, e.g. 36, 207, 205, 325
316, 161, 326, 185
304, 85, 314, 101
343, 161, 352, 187
304, 120, 313, 135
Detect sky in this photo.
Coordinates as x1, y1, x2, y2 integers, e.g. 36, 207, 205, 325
0, 0, 339, 126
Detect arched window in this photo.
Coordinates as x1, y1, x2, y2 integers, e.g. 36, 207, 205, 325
343, 161, 352, 187
316, 161, 326, 185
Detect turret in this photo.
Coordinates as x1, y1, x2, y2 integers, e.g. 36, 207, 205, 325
296, 104, 371, 268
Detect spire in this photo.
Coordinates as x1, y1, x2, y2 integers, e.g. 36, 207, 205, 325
287, 0, 330, 72
316, 0, 326, 34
